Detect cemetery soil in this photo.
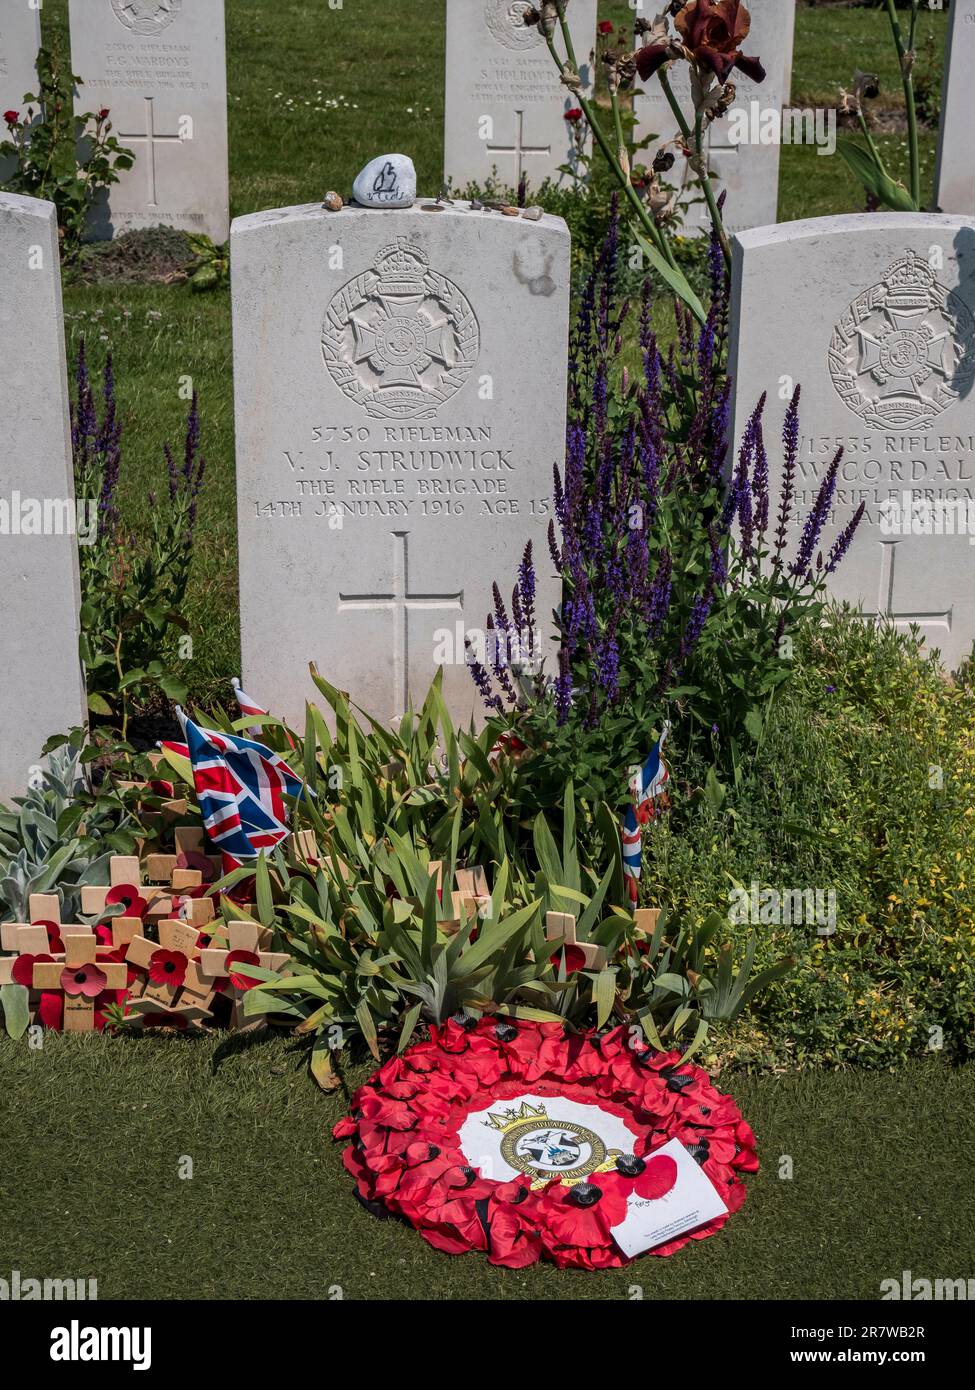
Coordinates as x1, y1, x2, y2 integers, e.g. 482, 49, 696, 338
39, 0, 949, 707
1, 1031, 970, 1298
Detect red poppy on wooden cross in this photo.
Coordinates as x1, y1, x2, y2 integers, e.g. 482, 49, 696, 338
0, 893, 135, 1031
82, 855, 159, 920
123, 918, 219, 1027
31, 930, 128, 1033
545, 911, 608, 974
199, 921, 290, 1032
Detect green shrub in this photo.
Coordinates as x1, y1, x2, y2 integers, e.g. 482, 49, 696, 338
642, 611, 975, 1068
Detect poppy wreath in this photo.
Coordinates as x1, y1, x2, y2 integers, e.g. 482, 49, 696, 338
333, 1018, 757, 1269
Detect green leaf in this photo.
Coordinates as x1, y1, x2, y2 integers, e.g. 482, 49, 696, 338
397, 1001, 423, 1053
593, 967, 618, 1029
158, 673, 188, 703
311, 1034, 340, 1091
633, 230, 706, 324
704, 766, 726, 814
835, 137, 917, 212
86, 693, 113, 716
1, 983, 29, 1040
255, 853, 275, 929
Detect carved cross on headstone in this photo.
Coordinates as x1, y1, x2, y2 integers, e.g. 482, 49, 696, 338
117, 97, 183, 206
864, 540, 953, 637
487, 109, 552, 184
337, 530, 463, 713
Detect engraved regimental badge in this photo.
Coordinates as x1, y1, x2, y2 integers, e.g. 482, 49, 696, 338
484, 1100, 621, 1190
111, 0, 182, 35
322, 238, 480, 421
829, 250, 975, 430
484, 0, 543, 51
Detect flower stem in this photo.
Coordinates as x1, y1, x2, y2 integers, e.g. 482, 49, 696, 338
657, 67, 731, 269
884, 0, 921, 208
542, 29, 679, 275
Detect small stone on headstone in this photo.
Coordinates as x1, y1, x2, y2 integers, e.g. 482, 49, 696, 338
322, 191, 344, 212
352, 154, 417, 209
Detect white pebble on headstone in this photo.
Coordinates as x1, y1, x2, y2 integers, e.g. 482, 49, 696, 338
444, 0, 597, 192
231, 200, 569, 727
67, 0, 230, 244
935, 1, 975, 218
729, 212, 975, 672
0, 193, 87, 805
633, 0, 796, 237
352, 154, 417, 210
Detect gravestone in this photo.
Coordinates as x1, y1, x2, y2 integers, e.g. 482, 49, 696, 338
729, 213, 975, 672
0, 193, 87, 805
0, 1, 42, 182
232, 199, 568, 726
67, 0, 229, 243
444, 0, 597, 191
633, 0, 796, 236
935, 0, 975, 217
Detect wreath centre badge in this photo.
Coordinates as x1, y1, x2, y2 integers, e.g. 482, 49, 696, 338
322, 238, 480, 421
459, 1093, 636, 1189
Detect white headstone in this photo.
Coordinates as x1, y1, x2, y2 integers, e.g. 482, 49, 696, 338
67, 0, 229, 244
232, 199, 568, 726
444, 0, 597, 192
0, 193, 87, 804
935, 0, 975, 217
634, 0, 796, 236
0, 1, 42, 182
729, 213, 975, 672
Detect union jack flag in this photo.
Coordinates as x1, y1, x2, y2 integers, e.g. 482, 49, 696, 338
178, 708, 305, 865
621, 722, 671, 905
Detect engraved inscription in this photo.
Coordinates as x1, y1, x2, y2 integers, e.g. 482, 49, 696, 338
322, 239, 480, 420
484, 0, 542, 51
829, 251, 975, 430
111, 0, 182, 36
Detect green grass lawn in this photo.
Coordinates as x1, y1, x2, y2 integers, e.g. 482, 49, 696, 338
30, 0, 949, 704
1, 1031, 971, 1300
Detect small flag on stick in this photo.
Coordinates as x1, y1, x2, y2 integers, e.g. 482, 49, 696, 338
232, 675, 296, 748
621, 721, 671, 905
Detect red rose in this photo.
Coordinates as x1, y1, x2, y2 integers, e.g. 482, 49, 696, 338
598, 20, 614, 35
3, 110, 19, 127
97, 107, 110, 121
563, 107, 583, 123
